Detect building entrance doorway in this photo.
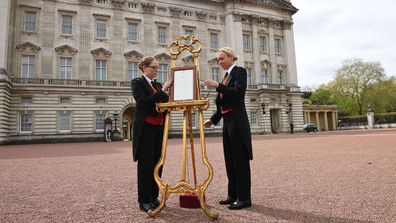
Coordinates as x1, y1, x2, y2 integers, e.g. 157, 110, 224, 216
270, 109, 281, 133
122, 105, 135, 140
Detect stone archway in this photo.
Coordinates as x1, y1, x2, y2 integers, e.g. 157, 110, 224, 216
122, 105, 135, 140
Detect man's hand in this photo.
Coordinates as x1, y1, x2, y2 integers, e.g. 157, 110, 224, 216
204, 79, 219, 89
203, 119, 213, 128
162, 77, 174, 91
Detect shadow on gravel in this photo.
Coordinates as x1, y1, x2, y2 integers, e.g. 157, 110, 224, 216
248, 204, 374, 223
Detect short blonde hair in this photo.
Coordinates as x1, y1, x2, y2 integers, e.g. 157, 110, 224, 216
138, 56, 156, 72
217, 47, 238, 61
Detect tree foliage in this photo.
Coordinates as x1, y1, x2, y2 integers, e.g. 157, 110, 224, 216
304, 59, 395, 116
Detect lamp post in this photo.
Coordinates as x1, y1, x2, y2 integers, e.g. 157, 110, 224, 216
261, 102, 266, 133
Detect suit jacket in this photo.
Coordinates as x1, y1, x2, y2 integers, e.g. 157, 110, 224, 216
210, 66, 253, 160
131, 76, 169, 161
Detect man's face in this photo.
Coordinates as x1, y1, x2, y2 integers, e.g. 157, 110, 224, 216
216, 52, 234, 70
143, 60, 159, 80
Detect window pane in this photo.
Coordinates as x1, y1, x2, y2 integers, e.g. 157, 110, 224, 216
128, 23, 138, 41
243, 34, 250, 50
96, 114, 105, 130
260, 36, 267, 52
246, 68, 252, 85
60, 57, 72, 79
261, 69, 268, 84
212, 67, 220, 82
128, 61, 138, 80
20, 113, 32, 132
25, 12, 36, 32
21, 55, 35, 78
97, 20, 106, 38
278, 70, 283, 84
62, 15, 73, 35
158, 64, 168, 83
60, 113, 70, 131
158, 27, 167, 43
210, 33, 218, 49
95, 59, 107, 80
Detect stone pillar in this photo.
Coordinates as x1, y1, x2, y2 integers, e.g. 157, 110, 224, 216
307, 111, 311, 123
41, 2, 56, 78
78, 4, 92, 79
315, 112, 320, 131
324, 111, 328, 131
0, 0, 12, 144
225, 13, 244, 65
282, 21, 298, 86
332, 111, 336, 131
268, 20, 276, 84
367, 111, 374, 129
251, 19, 261, 84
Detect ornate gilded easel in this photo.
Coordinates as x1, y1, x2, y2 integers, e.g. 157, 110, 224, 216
147, 36, 219, 219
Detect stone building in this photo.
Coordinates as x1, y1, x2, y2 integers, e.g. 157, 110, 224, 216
303, 104, 339, 131
0, 0, 303, 144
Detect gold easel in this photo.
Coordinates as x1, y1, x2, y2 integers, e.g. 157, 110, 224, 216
147, 36, 219, 219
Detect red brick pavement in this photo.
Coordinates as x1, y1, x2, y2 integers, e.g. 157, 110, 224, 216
1, 129, 395, 222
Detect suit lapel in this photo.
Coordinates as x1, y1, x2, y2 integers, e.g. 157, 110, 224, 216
141, 76, 154, 94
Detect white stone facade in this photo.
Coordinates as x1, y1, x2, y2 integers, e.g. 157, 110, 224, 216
0, 0, 303, 144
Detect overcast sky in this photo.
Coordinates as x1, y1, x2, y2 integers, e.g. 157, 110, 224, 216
292, 0, 396, 89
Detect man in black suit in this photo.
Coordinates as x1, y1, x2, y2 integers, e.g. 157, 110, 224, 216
204, 47, 253, 210
131, 56, 172, 212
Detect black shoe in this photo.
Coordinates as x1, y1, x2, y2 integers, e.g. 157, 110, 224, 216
151, 198, 160, 208
139, 202, 155, 212
218, 196, 236, 205
228, 199, 251, 210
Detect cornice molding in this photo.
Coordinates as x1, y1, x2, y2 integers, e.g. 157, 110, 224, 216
154, 53, 172, 61
55, 45, 78, 55
140, 2, 155, 14
16, 42, 41, 53
91, 47, 112, 57
123, 50, 143, 60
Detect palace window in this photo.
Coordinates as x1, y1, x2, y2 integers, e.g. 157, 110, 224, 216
259, 36, 267, 53
210, 32, 218, 49
128, 23, 138, 42
95, 59, 107, 80
250, 111, 258, 126
59, 112, 71, 132
20, 113, 32, 132
61, 15, 73, 35
184, 11, 193, 17
21, 96, 33, 104
261, 69, 269, 84
158, 26, 167, 44
60, 97, 71, 104
128, 3, 138, 9
95, 113, 105, 131
243, 34, 251, 51
21, 55, 35, 78
24, 11, 36, 32
275, 38, 283, 54
60, 57, 72, 79
96, 97, 106, 104
246, 68, 253, 85
157, 63, 168, 83
277, 70, 284, 85
212, 67, 220, 82
96, 20, 107, 38
157, 7, 167, 13
128, 61, 139, 80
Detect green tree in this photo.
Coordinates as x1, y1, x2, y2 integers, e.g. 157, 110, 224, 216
333, 59, 386, 115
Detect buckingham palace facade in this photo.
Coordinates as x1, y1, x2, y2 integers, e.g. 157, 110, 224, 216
0, 0, 303, 144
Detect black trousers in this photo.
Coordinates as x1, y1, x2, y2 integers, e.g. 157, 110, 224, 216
222, 114, 251, 201
137, 122, 163, 203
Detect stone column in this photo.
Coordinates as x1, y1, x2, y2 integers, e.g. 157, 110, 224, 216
251, 18, 261, 84
332, 111, 336, 131
268, 20, 276, 83
78, 4, 92, 80
367, 111, 374, 129
225, 13, 244, 65
315, 112, 320, 131
307, 111, 311, 123
41, 2, 56, 78
324, 111, 328, 131
0, 0, 12, 144
282, 21, 298, 86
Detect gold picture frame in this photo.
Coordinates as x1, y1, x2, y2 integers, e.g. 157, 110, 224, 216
169, 65, 198, 102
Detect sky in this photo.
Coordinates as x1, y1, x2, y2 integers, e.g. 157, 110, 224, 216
292, 0, 396, 89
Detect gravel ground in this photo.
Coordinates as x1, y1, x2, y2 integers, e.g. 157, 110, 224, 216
1, 129, 395, 223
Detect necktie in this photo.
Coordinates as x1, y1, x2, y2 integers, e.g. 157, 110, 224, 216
220, 72, 229, 99
150, 81, 157, 92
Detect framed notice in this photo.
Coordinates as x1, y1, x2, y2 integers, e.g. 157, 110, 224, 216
170, 66, 198, 102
